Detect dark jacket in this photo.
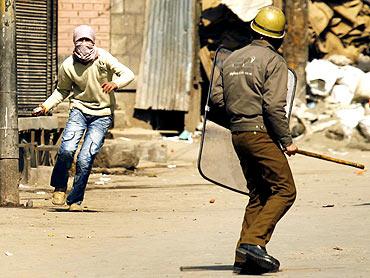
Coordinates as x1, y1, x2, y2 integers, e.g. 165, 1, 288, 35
211, 40, 292, 147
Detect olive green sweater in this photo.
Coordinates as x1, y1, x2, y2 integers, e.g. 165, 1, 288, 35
43, 48, 134, 116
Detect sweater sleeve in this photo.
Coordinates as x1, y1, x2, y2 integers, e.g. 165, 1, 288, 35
42, 64, 73, 111
262, 56, 292, 147
210, 67, 225, 108
105, 52, 135, 89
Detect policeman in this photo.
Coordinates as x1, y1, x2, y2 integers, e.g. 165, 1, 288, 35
211, 6, 298, 274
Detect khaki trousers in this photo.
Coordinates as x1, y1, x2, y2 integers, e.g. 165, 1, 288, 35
232, 131, 296, 252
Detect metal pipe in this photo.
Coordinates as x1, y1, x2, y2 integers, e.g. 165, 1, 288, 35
0, 0, 20, 206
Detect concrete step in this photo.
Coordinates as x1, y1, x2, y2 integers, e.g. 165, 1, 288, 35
109, 128, 162, 140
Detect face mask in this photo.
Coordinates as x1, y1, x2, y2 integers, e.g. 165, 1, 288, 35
73, 40, 98, 64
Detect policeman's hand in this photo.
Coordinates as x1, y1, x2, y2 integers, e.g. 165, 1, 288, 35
101, 82, 118, 93
32, 105, 47, 116
284, 143, 298, 156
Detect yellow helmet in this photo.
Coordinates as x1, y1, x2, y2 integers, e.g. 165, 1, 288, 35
250, 6, 286, 39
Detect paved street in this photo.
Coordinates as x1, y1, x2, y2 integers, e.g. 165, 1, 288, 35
0, 140, 369, 277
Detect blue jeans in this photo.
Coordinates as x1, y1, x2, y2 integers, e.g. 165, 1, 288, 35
50, 108, 112, 205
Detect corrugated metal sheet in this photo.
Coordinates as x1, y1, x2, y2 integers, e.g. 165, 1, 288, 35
136, 0, 196, 111
15, 0, 57, 117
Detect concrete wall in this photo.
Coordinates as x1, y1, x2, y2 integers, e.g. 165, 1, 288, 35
58, 0, 111, 59
110, 0, 150, 129
110, 0, 147, 90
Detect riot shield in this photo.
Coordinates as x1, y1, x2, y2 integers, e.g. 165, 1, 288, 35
197, 47, 297, 195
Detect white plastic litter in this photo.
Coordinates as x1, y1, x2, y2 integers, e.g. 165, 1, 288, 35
355, 72, 370, 101
328, 148, 348, 156
4, 251, 13, 256
179, 130, 192, 140
100, 176, 111, 182
329, 84, 354, 105
311, 120, 338, 133
292, 104, 317, 121
365, 103, 370, 115
358, 115, 370, 140
337, 65, 365, 94
306, 59, 340, 96
117, 137, 132, 142
94, 175, 111, 185
335, 104, 365, 136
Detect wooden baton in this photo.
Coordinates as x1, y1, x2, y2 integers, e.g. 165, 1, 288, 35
296, 149, 365, 170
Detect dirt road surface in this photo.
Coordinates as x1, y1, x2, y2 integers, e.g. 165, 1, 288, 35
0, 139, 369, 277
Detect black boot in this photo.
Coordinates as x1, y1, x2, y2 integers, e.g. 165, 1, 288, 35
233, 262, 244, 273
236, 244, 280, 273
233, 261, 266, 275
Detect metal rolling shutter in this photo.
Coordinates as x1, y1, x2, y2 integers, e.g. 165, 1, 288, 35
15, 0, 57, 117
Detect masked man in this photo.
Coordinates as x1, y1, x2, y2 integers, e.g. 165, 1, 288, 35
33, 25, 134, 211
211, 6, 298, 274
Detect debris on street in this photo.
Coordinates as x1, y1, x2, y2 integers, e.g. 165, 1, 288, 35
25, 199, 33, 208
94, 175, 112, 186
291, 57, 370, 144
4, 251, 14, 257
308, 0, 370, 63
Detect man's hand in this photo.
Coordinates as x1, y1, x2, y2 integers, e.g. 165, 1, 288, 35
101, 82, 118, 93
284, 143, 298, 156
32, 105, 47, 116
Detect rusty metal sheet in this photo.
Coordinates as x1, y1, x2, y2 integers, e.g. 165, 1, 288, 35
135, 0, 197, 111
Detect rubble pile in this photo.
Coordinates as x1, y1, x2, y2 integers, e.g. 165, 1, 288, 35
292, 57, 370, 145
308, 0, 370, 65
294, 0, 370, 146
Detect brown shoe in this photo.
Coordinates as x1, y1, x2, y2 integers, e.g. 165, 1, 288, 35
52, 192, 66, 205
68, 203, 83, 212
